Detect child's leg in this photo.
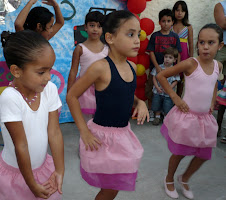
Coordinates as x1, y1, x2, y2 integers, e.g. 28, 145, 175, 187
180, 156, 207, 190
217, 105, 226, 137
166, 154, 185, 191
152, 94, 162, 125
95, 189, 119, 200
163, 96, 174, 116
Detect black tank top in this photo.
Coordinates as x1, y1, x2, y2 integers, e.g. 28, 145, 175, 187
93, 56, 136, 127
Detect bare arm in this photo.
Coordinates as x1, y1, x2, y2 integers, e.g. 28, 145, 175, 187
14, 0, 38, 32
170, 80, 178, 89
150, 51, 162, 73
156, 59, 196, 112
214, 3, 226, 30
67, 45, 82, 92
5, 122, 50, 199
153, 75, 163, 93
188, 25, 194, 57
66, 60, 105, 150
47, 110, 64, 194
42, 0, 64, 39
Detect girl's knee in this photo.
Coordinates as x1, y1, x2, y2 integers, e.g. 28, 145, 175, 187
101, 189, 119, 198
194, 156, 208, 163
172, 154, 185, 160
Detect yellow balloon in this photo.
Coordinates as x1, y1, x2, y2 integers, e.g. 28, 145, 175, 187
139, 30, 147, 41
136, 64, 146, 76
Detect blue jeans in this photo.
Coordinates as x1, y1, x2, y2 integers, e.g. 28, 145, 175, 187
151, 93, 174, 115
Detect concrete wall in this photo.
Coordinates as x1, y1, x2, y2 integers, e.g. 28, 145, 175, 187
141, 0, 222, 53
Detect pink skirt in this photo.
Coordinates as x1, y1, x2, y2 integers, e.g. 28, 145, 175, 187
80, 119, 144, 191
0, 153, 62, 200
78, 84, 96, 115
164, 106, 218, 148
161, 124, 212, 160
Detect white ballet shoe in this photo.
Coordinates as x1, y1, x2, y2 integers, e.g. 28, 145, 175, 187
177, 175, 194, 199
164, 176, 179, 199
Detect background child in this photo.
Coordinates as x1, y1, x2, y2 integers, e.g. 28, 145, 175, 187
157, 24, 223, 199
0, 30, 64, 199
67, 11, 108, 122
146, 8, 182, 121
216, 80, 226, 143
172, 0, 194, 97
14, 0, 64, 40
151, 47, 180, 126
67, 10, 149, 200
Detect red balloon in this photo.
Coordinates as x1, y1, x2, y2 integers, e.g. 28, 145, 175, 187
146, 0, 152, 1
137, 53, 150, 70
127, 56, 138, 64
139, 38, 149, 54
136, 73, 147, 88
127, 0, 146, 14
135, 88, 147, 101
140, 18, 155, 36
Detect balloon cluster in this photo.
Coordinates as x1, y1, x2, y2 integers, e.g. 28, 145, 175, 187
127, 0, 155, 101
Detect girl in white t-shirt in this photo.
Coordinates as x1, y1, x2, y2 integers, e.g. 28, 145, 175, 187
0, 30, 64, 200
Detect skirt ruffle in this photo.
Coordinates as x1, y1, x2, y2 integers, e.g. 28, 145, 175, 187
78, 80, 96, 114
80, 119, 143, 191
164, 106, 218, 148
161, 124, 212, 160
0, 153, 62, 200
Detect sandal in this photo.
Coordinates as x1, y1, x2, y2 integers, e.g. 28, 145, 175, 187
220, 136, 226, 144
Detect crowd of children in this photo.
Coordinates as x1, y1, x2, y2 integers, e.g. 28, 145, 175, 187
0, 0, 225, 199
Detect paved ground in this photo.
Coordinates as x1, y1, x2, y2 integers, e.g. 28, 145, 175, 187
0, 111, 226, 200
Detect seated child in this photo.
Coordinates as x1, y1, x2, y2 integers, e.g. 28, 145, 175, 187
151, 47, 180, 125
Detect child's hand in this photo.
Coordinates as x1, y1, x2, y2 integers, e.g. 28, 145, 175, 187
42, 0, 58, 7
43, 171, 64, 196
132, 100, 149, 124
209, 103, 215, 114
81, 130, 102, 151
157, 87, 163, 94
173, 96, 189, 113
30, 183, 51, 199
156, 66, 162, 73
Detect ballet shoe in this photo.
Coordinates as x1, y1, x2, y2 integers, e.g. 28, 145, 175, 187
177, 175, 194, 199
164, 176, 179, 199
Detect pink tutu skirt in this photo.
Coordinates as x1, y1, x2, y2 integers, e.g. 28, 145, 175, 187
0, 153, 62, 200
80, 119, 144, 191
78, 83, 96, 115
161, 106, 218, 160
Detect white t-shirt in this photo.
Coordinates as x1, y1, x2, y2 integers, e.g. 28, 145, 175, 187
0, 81, 62, 169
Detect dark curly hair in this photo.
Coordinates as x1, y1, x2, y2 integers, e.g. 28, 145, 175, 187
24, 7, 54, 31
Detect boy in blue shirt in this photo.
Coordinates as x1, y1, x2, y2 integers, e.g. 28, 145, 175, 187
151, 47, 180, 125
145, 8, 182, 120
